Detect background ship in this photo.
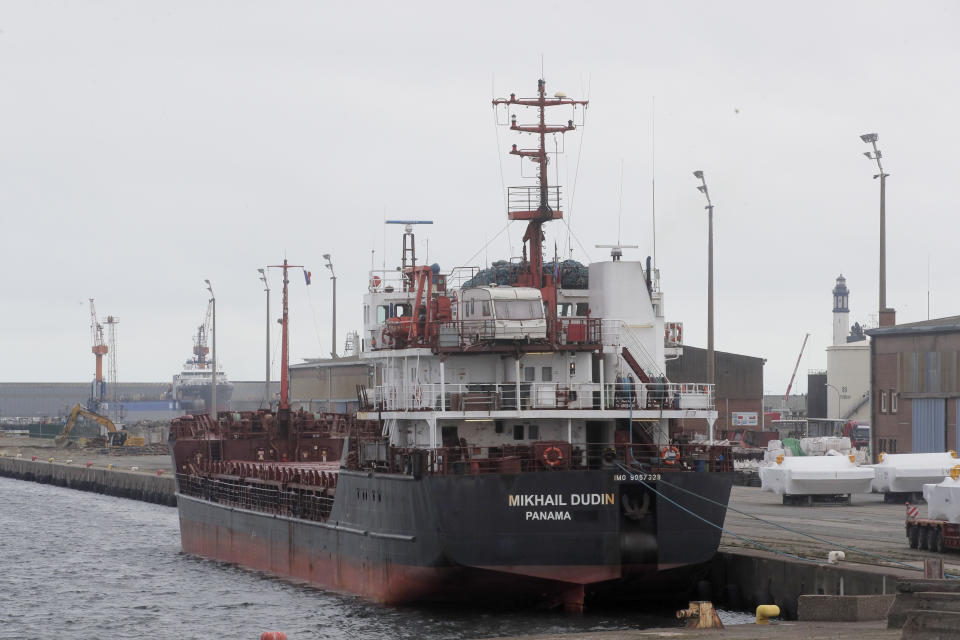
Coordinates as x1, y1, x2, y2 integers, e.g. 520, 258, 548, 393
170, 79, 732, 612
172, 300, 233, 412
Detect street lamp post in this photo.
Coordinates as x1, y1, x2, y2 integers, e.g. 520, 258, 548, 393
825, 383, 841, 420
258, 268, 271, 409
693, 171, 715, 386
323, 254, 337, 359
860, 133, 890, 318
204, 279, 217, 422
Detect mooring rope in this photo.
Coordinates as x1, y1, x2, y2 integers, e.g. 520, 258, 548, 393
616, 461, 960, 578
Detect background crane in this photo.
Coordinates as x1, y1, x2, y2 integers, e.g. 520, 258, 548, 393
782, 332, 811, 418
88, 299, 108, 413
104, 314, 120, 422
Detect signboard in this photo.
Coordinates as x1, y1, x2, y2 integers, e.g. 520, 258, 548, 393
732, 412, 758, 426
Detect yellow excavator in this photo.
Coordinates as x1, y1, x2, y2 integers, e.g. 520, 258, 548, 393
55, 404, 146, 448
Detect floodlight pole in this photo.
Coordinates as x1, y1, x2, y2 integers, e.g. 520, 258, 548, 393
204, 279, 217, 422
693, 171, 715, 387
861, 133, 890, 316
258, 268, 271, 408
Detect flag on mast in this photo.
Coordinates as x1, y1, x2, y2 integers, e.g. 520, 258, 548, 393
303, 270, 312, 285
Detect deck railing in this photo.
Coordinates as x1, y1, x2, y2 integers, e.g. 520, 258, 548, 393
383, 441, 732, 475
370, 380, 713, 412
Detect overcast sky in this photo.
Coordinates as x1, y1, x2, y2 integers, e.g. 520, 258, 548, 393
2, 1, 958, 396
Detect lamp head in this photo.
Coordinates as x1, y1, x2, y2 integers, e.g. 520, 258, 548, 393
693, 170, 704, 180
860, 133, 878, 143
257, 268, 265, 275
204, 279, 211, 286
322, 253, 331, 261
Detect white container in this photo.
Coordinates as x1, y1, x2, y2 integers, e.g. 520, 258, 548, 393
924, 475, 960, 522
872, 452, 959, 494
760, 454, 875, 496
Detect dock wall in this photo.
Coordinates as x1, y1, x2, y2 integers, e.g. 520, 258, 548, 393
0, 456, 176, 506
707, 550, 909, 619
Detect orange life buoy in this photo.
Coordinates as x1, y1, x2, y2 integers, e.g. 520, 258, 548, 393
543, 446, 564, 467
371, 275, 382, 290
661, 445, 680, 465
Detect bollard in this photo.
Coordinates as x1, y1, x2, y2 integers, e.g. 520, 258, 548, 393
676, 601, 724, 629
157, 469, 164, 476
32, 455, 37, 461
48, 457, 55, 463
86, 462, 94, 468
756, 604, 780, 624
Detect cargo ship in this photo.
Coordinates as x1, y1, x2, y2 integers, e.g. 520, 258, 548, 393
172, 301, 233, 412
170, 79, 733, 611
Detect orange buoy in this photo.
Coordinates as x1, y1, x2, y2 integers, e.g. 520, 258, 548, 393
86, 462, 93, 468
261, 633, 287, 640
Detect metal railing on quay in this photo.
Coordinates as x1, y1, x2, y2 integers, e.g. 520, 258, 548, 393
370, 380, 713, 412
382, 441, 732, 476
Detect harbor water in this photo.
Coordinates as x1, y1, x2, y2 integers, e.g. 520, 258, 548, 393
0, 476, 691, 640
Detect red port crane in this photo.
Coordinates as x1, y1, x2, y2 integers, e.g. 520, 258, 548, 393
89, 299, 108, 410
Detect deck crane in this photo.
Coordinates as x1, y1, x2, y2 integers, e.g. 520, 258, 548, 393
782, 333, 811, 417
89, 299, 108, 412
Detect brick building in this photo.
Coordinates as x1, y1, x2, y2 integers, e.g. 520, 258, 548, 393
866, 316, 960, 459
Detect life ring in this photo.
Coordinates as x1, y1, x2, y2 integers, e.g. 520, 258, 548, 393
370, 275, 382, 290
661, 446, 680, 465
543, 446, 564, 467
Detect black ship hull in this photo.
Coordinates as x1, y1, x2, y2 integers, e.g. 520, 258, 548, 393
176, 468, 732, 607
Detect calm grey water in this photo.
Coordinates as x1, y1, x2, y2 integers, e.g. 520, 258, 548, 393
0, 476, 703, 640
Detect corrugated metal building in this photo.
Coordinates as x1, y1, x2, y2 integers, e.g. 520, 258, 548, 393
665, 345, 764, 436
866, 316, 960, 458
0, 381, 277, 419
289, 356, 373, 414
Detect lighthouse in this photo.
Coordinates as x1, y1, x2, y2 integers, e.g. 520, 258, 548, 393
832, 275, 850, 346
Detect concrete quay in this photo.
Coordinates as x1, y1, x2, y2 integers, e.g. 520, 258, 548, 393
0, 453, 176, 506
478, 620, 900, 639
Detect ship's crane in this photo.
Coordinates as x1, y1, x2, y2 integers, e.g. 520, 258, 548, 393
89, 299, 108, 412
782, 333, 811, 417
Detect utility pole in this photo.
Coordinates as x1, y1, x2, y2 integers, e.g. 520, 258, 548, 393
324, 254, 337, 359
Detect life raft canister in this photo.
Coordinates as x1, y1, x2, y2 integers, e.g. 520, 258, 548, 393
661, 445, 680, 465
543, 445, 564, 467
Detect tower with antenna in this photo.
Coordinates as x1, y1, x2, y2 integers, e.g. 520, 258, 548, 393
88, 299, 107, 413
493, 79, 587, 323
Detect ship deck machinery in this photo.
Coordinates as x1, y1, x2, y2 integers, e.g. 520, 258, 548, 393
170, 79, 732, 613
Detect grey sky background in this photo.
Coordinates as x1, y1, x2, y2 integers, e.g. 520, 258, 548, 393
2, 1, 958, 397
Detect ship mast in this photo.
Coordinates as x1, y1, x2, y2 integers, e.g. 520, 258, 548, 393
268, 258, 303, 411
493, 80, 587, 315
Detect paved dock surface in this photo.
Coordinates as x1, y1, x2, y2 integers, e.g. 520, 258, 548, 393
721, 485, 960, 575
0, 435, 171, 472
481, 620, 900, 639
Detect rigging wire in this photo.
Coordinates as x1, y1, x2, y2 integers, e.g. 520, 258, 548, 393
463, 221, 513, 269
303, 282, 326, 358
491, 74, 511, 259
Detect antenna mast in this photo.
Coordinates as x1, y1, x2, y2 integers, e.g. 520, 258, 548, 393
493, 79, 587, 320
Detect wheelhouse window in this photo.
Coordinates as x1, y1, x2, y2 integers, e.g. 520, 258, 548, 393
891, 391, 898, 413
880, 390, 888, 413
377, 306, 388, 323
